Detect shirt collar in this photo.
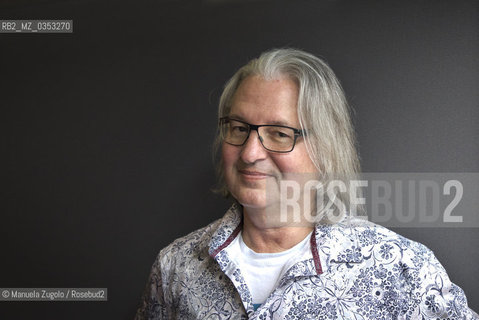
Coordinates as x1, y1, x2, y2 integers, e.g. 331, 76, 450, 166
313, 216, 364, 268
208, 202, 243, 258
208, 204, 363, 272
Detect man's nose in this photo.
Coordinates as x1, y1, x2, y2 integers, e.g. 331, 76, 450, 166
239, 130, 268, 164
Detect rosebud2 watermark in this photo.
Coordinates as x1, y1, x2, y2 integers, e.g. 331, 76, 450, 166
272, 173, 479, 228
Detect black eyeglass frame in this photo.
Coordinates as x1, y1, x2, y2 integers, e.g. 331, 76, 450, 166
219, 117, 305, 153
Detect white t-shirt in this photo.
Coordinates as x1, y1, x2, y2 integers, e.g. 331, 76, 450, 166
226, 231, 312, 309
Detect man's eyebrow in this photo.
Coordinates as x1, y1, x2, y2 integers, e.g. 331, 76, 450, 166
228, 114, 294, 127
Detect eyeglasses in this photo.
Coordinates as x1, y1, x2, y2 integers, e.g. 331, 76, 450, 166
219, 117, 304, 153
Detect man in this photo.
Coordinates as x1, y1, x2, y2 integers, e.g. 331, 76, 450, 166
136, 48, 477, 319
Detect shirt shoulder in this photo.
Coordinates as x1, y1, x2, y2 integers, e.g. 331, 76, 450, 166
157, 218, 222, 266
347, 217, 435, 266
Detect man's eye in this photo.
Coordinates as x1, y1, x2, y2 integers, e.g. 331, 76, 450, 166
232, 126, 248, 133
274, 130, 292, 138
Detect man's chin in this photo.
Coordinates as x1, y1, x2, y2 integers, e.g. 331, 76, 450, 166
236, 194, 281, 211
233, 192, 268, 209
229, 184, 282, 208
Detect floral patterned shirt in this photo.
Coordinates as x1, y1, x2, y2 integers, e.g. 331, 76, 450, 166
135, 203, 478, 319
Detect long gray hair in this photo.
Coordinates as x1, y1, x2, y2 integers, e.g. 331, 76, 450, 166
213, 48, 361, 222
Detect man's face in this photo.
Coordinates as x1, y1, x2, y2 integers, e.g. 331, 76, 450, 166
222, 75, 318, 211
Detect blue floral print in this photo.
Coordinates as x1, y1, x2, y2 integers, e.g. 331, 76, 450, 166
135, 203, 478, 319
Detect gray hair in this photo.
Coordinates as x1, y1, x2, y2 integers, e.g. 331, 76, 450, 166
213, 48, 361, 222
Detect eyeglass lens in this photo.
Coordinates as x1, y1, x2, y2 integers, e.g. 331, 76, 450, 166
221, 119, 296, 152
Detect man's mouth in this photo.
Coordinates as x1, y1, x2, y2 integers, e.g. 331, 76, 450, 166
238, 169, 271, 179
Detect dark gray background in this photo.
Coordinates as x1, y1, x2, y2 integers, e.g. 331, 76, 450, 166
0, 0, 477, 318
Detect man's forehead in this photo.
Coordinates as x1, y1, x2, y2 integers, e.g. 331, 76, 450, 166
228, 75, 300, 127
227, 113, 295, 127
